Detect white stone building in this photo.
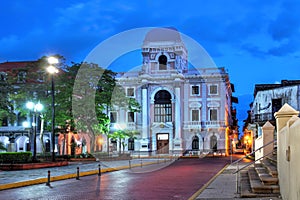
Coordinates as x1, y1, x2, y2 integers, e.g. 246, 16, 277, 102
251, 80, 300, 127
110, 28, 237, 155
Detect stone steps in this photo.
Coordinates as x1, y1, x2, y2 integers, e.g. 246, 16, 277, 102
240, 156, 280, 198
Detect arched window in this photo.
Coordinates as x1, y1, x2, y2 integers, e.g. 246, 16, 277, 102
210, 134, 217, 151
154, 90, 172, 122
192, 136, 199, 150
158, 55, 167, 70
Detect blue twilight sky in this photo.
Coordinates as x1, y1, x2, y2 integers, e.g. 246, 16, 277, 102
0, 0, 300, 130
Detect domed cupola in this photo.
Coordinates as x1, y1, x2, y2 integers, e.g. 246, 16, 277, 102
141, 27, 188, 74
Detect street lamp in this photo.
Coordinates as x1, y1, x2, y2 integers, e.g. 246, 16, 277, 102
26, 101, 43, 162
47, 56, 59, 162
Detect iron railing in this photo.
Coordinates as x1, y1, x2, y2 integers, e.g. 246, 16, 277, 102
231, 139, 276, 194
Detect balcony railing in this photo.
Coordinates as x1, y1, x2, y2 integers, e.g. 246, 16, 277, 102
183, 120, 225, 130
251, 112, 274, 123
201, 121, 225, 127
183, 121, 201, 130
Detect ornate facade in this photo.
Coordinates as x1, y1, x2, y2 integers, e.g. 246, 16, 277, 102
111, 28, 237, 155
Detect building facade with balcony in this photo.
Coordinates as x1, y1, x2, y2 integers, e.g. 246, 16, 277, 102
251, 80, 300, 126
111, 28, 238, 155
244, 80, 300, 149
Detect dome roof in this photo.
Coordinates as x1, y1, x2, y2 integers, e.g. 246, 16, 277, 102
144, 27, 182, 43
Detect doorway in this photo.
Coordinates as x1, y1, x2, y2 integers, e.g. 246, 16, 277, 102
157, 133, 169, 154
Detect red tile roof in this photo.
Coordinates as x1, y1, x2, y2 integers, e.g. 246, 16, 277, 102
0, 61, 38, 71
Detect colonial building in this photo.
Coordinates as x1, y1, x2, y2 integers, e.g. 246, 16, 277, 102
111, 28, 238, 155
243, 79, 300, 151
0, 28, 239, 157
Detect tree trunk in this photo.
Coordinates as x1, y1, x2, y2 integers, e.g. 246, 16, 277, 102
62, 133, 66, 155
119, 138, 121, 154
89, 133, 95, 153
106, 134, 109, 156
39, 116, 45, 154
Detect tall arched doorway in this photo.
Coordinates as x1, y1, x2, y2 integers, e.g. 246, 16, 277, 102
210, 134, 217, 152
192, 136, 199, 150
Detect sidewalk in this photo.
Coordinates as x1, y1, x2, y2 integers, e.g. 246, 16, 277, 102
1, 157, 283, 199
0, 158, 168, 190
194, 163, 282, 200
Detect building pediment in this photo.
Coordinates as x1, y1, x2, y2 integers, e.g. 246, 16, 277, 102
189, 102, 202, 108
207, 101, 220, 107
151, 122, 173, 129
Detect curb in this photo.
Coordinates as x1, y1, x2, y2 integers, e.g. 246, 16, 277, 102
188, 164, 229, 200
0, 160, 164, 191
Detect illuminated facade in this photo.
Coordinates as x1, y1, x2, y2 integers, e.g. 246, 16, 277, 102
112, 28, 238, 155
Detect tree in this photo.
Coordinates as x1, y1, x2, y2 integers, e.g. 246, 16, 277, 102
109, 130, 127, 154
72, 62, 141, 153
8, 55, 68, 154
72, 62, 116, 153
0, 72, 15, 126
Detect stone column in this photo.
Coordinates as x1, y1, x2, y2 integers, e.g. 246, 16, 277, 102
274, 103, 299, 200
173, 82, 182, 151
140, 84, 149, 151
142, 85, 148, 139
175, 86, 181, 139
258, 121, 275, 158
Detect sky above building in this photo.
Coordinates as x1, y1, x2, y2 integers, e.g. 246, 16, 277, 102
1, 0, 299, 129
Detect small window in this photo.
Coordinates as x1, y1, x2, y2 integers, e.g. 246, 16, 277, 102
191, 86, 199, 95
37, 71, 45, 82
192, 110, 200, 121
210, 109, 218, 121
17, 71, 27, 83
209, 85, 218, 95
128, 112, 135, 122
110, 112, 117, 123
127, 88, 134, 97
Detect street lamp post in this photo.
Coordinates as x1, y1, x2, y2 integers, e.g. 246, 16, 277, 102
47, 56, 59, 162
26, 101, 43, 162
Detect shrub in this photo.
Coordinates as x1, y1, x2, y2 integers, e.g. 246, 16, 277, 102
0, 152, 32, 163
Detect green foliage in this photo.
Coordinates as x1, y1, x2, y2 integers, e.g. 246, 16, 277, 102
109, 129, 140, 153
0, 152, 32, 163
0, 73, 15, 125
0, 142, 6, 150
75, 152, 94, 158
